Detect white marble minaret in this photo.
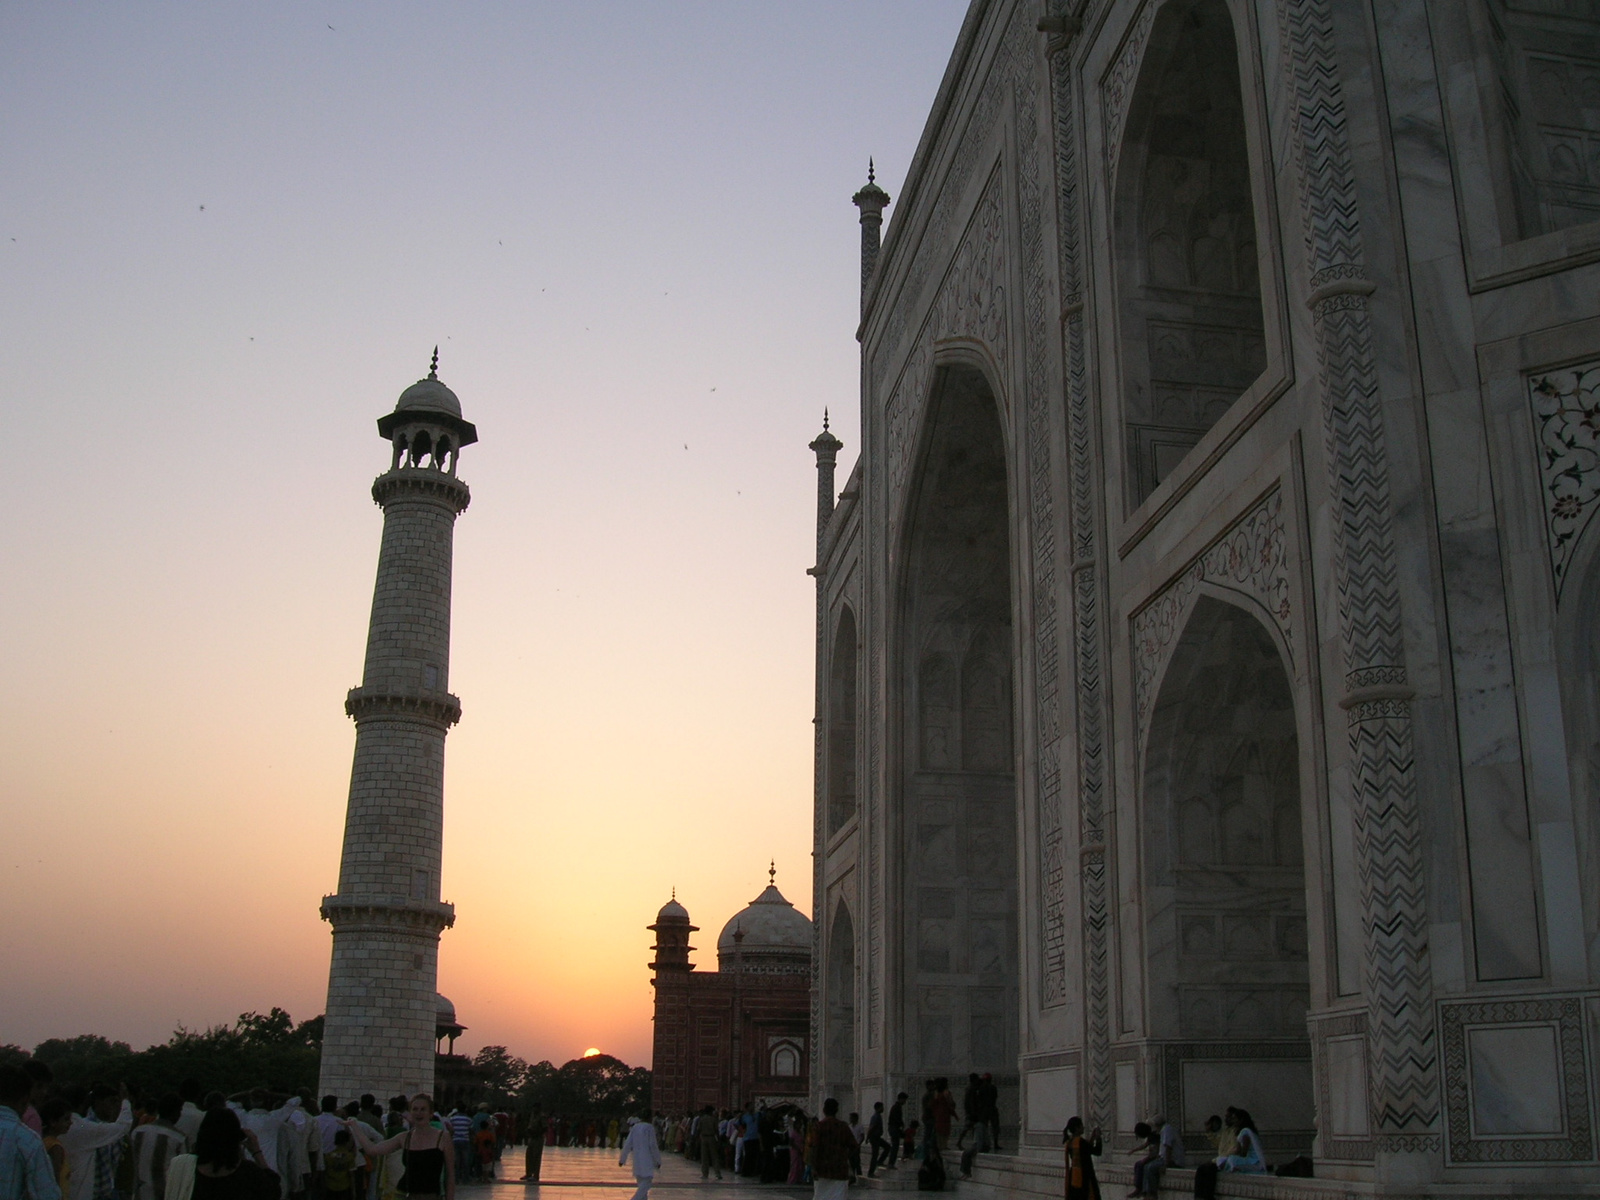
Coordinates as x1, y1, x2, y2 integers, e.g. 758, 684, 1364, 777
318, 351, 476, 1102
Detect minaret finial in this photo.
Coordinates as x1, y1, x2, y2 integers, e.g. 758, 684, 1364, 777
868, 158, 875, 184
429, 346, 439, 379
671, 886, 676, 901
824, 407, 830, 432
769, 859, 776, 886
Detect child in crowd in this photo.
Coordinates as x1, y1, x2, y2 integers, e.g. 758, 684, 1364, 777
900, 1121, 920, 1162
324, 1129, 359, 1200
41, 1099, 74, 1193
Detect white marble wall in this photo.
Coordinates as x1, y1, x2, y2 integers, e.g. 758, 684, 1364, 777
812, 0, 1600, 1189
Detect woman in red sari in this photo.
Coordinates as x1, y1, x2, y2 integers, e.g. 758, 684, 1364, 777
1061, 1117, 1102, 1200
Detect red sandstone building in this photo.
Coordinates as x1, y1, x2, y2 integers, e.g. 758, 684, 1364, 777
648, 874, 812, 1116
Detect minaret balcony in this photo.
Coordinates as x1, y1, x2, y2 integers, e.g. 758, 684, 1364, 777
371, 468, 471, 513
345, 686, 462, 726
320, 893, 456, 933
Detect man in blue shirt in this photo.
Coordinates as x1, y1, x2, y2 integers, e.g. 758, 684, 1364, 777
1, 1064, 62, 1200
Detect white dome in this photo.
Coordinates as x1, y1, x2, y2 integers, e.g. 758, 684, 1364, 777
396, 375, 462, 418
717, 883, 812, 973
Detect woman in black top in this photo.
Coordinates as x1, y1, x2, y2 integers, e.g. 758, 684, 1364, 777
345, 1093, 455, 1200
192, 1109, 280, 1200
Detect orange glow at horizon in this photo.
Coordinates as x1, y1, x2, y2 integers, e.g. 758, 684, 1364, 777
0, 2, 968, 1073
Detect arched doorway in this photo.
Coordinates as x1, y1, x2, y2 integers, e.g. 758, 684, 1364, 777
826, 901, 857, 1111
897, 363, 1017, 1097
1114, 0, 1267, 506
829, 608, 859, 836
1143, 595, 1314, 1158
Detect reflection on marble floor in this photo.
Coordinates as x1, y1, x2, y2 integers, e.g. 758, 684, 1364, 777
477, 1145, 813, 1193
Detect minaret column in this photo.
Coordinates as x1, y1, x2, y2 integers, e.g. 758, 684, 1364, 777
648, 898, 697, 1120
852, 162, 891, 306
318, 352, 478, 1103
809, 415, 842, 559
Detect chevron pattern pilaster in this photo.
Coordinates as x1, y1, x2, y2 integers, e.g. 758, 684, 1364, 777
1278, 0, 1441, 1150
1047, 23, 1114, 1131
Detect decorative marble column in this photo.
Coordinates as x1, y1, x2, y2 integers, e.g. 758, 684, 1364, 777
852, 163, 891, 304
317, 352, 477, 1103
808, 414, 842, 1111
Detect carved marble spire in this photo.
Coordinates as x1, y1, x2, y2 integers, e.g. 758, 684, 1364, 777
852, 160, 891, 305
809, 410, 843, 559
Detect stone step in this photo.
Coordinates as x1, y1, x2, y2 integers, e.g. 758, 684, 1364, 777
959, 1153, 1380, 1200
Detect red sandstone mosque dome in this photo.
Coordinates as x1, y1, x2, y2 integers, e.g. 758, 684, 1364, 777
656, 895, 690, 922
715, 871, 812, 974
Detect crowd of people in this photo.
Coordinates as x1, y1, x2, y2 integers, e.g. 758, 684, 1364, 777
0, 1060, 533, 1200
4, 1054, 1302, 1200
630, 1073, 1000, 1194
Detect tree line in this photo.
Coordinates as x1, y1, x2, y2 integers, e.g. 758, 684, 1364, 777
1, 1009, 650, 1117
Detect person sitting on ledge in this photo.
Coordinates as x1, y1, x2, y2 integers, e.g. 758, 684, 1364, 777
1215, 1108, 1265, 1175
1126, 1121, 1156, 1199
1134, 1114, 1183, 1199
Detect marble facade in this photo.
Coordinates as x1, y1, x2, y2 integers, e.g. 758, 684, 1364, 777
807, 0, 1600, 1193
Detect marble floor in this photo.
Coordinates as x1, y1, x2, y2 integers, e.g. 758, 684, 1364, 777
477, 1145, 814, 1197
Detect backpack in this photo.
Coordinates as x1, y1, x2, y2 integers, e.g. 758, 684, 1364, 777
1275, 1156, 1314, 1178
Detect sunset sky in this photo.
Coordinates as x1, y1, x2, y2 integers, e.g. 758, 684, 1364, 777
0, 3, 968, 1068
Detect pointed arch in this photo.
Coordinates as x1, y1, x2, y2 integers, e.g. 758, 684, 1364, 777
825, 900, 857, 1109
1113, 0, 1267, 506
895, 361, 1018, 1085
1142, 594, 1314, 1157
828, 606, 859, 836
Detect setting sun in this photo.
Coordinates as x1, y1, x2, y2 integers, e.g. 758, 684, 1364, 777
582, 1047, 602, 1058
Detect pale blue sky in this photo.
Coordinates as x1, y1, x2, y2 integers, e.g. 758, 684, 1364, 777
0, 3, 971, 1064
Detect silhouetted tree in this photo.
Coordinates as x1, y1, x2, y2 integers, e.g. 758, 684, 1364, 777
473, 1045, 528, 1105
517, 1054, 649, 1118
27, 1009, 322, 1097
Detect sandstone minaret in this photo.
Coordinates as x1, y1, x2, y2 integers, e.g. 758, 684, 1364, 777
318, 351, 476, 1102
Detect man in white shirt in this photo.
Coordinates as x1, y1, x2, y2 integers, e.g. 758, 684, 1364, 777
1136, 1114, 1185, 1199
230, 1092, 301, 1182
283, 1097, 313, 1200
313, 1097, 342, 1161
174, 1083, 205, 1151
58, 1088, 133, 1200
311, 1094, 340, 1196
618, 1113, 661, 1200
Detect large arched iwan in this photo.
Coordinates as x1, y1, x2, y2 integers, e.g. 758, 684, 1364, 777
896, 363, 1018, 1100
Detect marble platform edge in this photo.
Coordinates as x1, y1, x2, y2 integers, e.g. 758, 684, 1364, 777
952, 1153, 1600, 1200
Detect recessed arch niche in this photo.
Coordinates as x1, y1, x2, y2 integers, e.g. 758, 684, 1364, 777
1143, 594, 1313, 1155
825, 901, 857, 1110
1114, 0, 1267, 507
897, 362, 1017, 1085
828, 607, 859, 836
